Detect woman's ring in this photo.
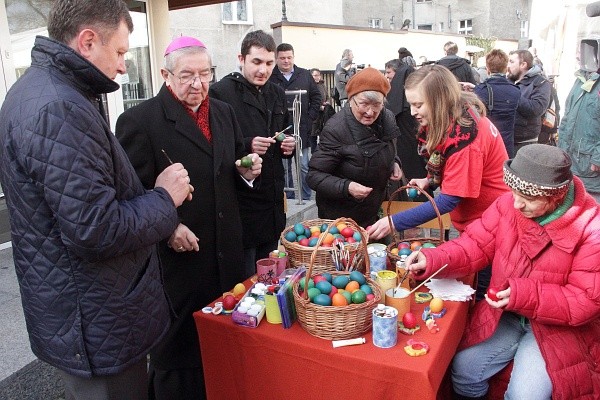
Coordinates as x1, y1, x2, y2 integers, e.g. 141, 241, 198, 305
177, 246, 184, 251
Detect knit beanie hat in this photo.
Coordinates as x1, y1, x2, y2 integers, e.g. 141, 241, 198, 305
346, 67, 391, 98
503, 144, 573, 197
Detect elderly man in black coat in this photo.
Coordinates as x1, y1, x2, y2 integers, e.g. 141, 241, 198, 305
116, 37, 261, 400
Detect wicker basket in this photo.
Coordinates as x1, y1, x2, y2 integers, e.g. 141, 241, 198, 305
281, 218, 367, 274
386, 185, 445, 263
293, 218, 381, 340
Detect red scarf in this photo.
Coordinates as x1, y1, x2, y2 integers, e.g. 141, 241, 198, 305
167, 86, 212, 143
417, 108, 477, 188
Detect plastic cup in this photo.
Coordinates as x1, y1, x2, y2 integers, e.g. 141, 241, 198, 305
269, 251, 288, 276
256, 258, 277, 284
385, 287, 411, 317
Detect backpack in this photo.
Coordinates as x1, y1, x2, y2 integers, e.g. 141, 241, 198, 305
333, 87, 341, 107
534, 76, 559, 145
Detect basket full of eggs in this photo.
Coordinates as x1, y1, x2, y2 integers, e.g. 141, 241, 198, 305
292, 218, 381, 340
385, 185, 445, 264
281, 218, 367, 274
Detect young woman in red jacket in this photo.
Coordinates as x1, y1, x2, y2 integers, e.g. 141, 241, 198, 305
367, 64, 509, 298
406, 145, 600, 399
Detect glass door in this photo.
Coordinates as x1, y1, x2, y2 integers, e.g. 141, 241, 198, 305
0, 0, 157, 243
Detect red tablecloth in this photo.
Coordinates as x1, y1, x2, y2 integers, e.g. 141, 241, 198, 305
194, 280, 470, 400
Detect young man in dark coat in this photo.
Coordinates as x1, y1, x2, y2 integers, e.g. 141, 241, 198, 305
269, 43, 322, 200
0, 1, 192, 398
116, 38, 261, 400
507, 49, 552, 153
209, 30, 294, 277
437, 41, 477, 84
473, 49, 521, 157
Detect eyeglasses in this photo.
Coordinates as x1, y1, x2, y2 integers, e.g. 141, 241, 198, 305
352, 97, 384, 112
166, 69, 213, 85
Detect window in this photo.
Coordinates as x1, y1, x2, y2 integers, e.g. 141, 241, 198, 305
416, 0, 432, 3
369, 18, 382, 29
222, 1, 252, 24
417, 24, 433, 31
520, 20, 529, 38
438, 22, 444, 32
458, 19, 472, 35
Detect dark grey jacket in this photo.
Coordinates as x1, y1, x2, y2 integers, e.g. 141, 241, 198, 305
269, 65, 322, 148
0, 36, 177, 378
513, 66, 552, 144
308, 107, 399, 227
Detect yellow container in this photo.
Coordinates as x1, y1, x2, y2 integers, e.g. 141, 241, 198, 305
376, 270, 397, 304
264, 294, 282, 324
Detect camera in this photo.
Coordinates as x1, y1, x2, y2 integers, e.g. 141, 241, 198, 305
356, 64, 365, 69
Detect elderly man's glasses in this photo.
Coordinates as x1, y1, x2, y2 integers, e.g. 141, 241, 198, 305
166, 69, 213, 85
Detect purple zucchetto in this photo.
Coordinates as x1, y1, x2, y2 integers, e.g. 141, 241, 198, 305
164, 36, 206, 56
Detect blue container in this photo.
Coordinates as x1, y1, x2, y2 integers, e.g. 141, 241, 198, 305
372, 305, 398, 348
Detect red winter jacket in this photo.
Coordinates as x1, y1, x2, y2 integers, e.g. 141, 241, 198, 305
417, 177, 600, 399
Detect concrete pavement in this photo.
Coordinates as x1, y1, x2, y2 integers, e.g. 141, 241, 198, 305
0, 199, 318, 399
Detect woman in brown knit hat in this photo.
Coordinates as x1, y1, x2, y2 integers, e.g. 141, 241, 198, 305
307, 67, 403, 227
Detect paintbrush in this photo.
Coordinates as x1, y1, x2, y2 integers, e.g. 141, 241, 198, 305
270, 125, 293, 140
408, 263, 449, 295
161, 149, 174, 165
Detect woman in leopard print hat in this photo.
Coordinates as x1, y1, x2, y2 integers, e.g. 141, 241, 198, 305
403, 143, 600, 399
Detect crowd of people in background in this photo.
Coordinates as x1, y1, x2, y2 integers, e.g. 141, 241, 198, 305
0, 4, 598, 397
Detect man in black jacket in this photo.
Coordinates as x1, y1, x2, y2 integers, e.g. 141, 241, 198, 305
269, 43, 321, 200
0, 1, 192, 398
209, 30, 294, 277
437, 41, 476, 84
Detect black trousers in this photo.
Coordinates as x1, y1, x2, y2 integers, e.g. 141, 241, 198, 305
148, 363, 206, 400
59, 358, 147, 400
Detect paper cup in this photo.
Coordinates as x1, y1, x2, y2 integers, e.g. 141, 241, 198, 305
256, 258, 277, 284
385, 287, 411, 317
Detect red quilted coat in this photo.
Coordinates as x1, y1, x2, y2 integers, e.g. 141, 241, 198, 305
418, 177, 600, 399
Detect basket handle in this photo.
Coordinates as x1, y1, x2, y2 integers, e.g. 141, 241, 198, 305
385, 185, 445, 245
302, 217, 370, 300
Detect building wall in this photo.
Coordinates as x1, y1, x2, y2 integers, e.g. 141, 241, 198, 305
339, 0, 531, 40
276, 23, 518, 72
170, 0, 525, 78
170, 0, 343, 77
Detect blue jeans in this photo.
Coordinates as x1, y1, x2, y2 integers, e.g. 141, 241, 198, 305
452, 312, 552, 399
283, 147, 311, 200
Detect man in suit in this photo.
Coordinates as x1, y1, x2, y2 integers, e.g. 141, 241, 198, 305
209, 30, 294, 278
116, 37, 261, 400
269, 43, 321, 200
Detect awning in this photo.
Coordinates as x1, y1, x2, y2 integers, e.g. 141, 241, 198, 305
168, 0, 229, 10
